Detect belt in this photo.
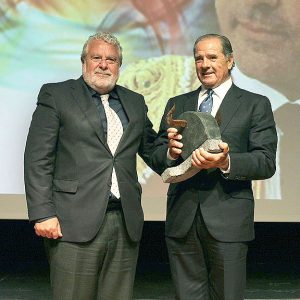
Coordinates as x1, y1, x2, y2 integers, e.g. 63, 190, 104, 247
106, 194, 122, 212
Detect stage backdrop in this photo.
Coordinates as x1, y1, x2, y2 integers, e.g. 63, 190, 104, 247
1, 0, 299, 221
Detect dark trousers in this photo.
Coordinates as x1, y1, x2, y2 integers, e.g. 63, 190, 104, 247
45, 210, 139, 300
166, 208, 248, 300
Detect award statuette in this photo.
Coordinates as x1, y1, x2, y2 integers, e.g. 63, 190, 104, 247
162, 105, 223, 183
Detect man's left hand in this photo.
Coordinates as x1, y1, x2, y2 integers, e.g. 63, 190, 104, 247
191, 142, 229, 170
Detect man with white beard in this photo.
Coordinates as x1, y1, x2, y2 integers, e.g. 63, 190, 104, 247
24, 32, 157, 300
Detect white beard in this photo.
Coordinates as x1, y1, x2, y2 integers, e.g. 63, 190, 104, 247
83, 67, 119, 94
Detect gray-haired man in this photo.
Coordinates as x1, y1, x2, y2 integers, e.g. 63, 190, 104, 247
24, 32, 157, 300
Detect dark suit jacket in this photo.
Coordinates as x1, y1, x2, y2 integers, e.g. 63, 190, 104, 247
24, 77, 157, 243
151, 83, 277, 242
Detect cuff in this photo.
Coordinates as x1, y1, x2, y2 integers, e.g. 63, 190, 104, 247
220, 154, 230, 174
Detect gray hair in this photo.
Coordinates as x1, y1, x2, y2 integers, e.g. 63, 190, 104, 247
193, 33, 235, 69
81, 32, 123, 65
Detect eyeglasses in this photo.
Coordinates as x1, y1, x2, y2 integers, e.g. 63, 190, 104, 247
90, 56, 119, 65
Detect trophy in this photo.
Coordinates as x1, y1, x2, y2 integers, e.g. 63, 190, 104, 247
161, 105, 223, 183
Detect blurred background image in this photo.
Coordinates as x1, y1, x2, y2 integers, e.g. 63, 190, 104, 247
1, 0, 299, 222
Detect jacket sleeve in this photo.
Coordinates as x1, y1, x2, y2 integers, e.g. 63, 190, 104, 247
137, 101, 161, 172
227, 95, 277, 181
148, 98, 178, 175
24, 84, 59, 221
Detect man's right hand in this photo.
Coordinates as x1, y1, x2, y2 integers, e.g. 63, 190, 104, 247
34, 217, 63, 239
167, 127, 183, 159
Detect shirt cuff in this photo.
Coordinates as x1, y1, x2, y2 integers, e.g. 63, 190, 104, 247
220, 154, 230, 174
35, 215, 56, 223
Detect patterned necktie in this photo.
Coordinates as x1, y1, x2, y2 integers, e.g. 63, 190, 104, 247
199, 89, 213, 113
101, 94, 123, 198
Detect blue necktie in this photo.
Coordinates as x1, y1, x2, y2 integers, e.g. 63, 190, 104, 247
199, 89, 213, 113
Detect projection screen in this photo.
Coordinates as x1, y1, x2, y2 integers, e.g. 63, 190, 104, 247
1, 0, 299, 221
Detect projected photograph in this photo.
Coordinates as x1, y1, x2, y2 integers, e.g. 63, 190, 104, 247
0, 0, 299, 221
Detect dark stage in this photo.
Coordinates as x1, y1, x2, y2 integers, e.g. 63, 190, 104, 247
0, 221, 300, 299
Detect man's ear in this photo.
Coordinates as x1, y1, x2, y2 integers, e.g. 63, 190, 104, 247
227, 54, 235, 70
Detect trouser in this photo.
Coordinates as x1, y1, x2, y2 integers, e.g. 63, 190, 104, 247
44, 210, 139, 300
166, 208, 248, 300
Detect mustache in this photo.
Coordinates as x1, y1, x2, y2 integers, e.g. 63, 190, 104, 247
94, 69, 112, 76
231, 3, 286, 34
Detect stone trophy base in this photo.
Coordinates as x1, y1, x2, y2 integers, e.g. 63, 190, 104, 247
162, 138, 222, 183
162, 110, 222, 183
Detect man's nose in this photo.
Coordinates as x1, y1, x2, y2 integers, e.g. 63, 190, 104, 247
202, 57, 210, 68
98, 59, 108, 69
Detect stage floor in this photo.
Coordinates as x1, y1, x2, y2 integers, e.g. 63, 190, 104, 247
1, 221, 300, 299
0, 262, 299, 299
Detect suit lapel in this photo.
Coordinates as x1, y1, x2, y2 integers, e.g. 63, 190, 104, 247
71, 77, 108, 150
218, 84, 243, 133
115, 85, 135, 150
183, 87, 200, 113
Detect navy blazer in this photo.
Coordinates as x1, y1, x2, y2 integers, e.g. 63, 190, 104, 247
152, 83, 277, 242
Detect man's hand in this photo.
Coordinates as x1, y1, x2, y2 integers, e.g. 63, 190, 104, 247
34, 217, 63, 239
191, 142, 230, 170
167, 127, 183, 159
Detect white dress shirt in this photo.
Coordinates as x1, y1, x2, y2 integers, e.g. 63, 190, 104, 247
197, 77, 233, 117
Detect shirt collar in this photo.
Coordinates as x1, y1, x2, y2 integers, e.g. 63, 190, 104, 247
200, 77, 233, 99
85, 82, 119, 100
